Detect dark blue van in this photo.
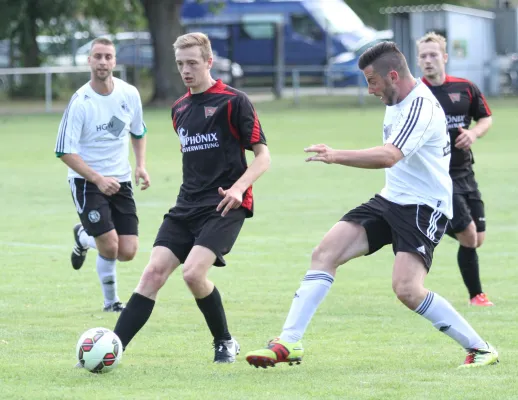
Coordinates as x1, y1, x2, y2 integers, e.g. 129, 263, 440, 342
181, 0, 389, 84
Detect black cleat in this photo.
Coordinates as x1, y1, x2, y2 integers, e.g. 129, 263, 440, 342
103, 302, 125, 312
71, 223, 89, 270
213, 338, 240, 363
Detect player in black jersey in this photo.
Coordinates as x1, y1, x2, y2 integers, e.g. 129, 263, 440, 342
417, 32, 493, 306
113, 32, 270, 363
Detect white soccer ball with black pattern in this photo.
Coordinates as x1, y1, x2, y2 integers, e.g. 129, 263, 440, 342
76, 327, 122, 373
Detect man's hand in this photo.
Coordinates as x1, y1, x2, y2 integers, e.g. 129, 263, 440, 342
135, 166, 150, 190
94, 176, 121, 196
216, 187, 243, 217
455, 126, 477, 150
304, 144, 336, 164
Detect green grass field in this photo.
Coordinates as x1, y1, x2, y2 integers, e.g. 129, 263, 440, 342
1, 96, 518, 400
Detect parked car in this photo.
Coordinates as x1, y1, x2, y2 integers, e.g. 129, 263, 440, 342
327, 31, 393, 87
182, 0, 386, 84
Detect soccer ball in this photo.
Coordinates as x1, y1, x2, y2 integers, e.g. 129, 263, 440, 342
76, 327, 122, 373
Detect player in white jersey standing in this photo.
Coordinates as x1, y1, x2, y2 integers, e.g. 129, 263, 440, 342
54, 37, 150, 312
246, 42, 498, 369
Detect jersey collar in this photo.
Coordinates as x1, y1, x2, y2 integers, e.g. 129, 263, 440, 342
189, 79, 225, 96
396, 78, 422, 108
421, 75, 452, 86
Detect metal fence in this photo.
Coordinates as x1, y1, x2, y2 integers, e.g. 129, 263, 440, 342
0, 66, 127, 112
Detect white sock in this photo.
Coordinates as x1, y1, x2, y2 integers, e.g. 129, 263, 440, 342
415, 291, 487, 350
96, 254, 119, 307
78, 229, 97, 249
86, 236, 97, 249
279, 270, 334, 343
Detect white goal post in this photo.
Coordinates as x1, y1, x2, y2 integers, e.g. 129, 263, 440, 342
0, 66, 127, 112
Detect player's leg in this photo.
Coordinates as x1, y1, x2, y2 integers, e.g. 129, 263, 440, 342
74, 223, 97, 251
246, 221, 370, 368
188, 208, 246, 363
117, 235, 138, 261
389, 203, 498, 368
93, 230, 123, 311
465, 194, 492, 306
113, 213, 192, 351
90, 183, 140, 311
111, 181, 139, 263
246, 196, 391, 368
451, 193, 491, 305
70, 178, 123, 310
69, 178, 97, 269
114, 246, 182, 350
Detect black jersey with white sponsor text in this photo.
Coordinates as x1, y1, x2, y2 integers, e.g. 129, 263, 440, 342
171, 80, 267, 217
422, 75, 491, 179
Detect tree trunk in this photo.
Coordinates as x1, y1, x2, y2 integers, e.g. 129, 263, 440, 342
21, 1, 40, 67
9, 0, 42, 99
141, 0, 185, 105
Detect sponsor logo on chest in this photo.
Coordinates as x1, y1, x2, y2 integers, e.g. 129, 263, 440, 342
446, 114, 466, 129
178, 127, 219, 153
95, 115, 126, 140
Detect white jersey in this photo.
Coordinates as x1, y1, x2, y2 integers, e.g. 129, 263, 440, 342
380, 79, 453, 219
54, 77, 146, 182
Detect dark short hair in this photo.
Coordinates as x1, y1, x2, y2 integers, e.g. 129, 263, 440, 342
90, 37, 115, 54
358, 41, 409, 77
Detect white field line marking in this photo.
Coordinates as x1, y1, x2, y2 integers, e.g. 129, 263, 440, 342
0, 241, 273, 256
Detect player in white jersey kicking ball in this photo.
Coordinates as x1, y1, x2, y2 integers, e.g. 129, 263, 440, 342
246, 41, 498, 369
54, 37, 150, 312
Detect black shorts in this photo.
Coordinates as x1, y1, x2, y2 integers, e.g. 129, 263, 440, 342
447, 175, 485, 235
154, 205, 246, 267
69, 178, 138, 237
341, 195, 449, 270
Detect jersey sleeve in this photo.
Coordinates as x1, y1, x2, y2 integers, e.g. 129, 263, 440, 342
130, 88, 147, 138
233, 94, 267, 150
469, 82, 492, 120
386, 97, 435, 158
54, 93, 84, 157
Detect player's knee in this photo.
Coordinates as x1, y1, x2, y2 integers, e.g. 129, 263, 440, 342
140, 263, 169, 292
392, 280, 419, 306
457, 224, 478, 248
102, 246, 118, 259
182, 263, 206, 289
117, 244, 138, 262
97, 236, 119, 259
311, 245, 338, 270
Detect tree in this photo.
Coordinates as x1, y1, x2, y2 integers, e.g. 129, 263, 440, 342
0, 0, 77, 68
0, 0, 145, 98
140, 0, 185, 104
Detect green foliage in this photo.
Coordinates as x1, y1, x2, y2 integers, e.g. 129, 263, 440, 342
79, 0, 146, 33
0, 0, 147, 61
0, 0, 77, 40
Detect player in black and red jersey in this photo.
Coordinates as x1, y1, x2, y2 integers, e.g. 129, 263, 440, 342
113, 32, 270, 363
417, 32, 493, 306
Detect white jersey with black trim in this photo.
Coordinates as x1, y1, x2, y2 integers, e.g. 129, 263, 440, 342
380, 79, 453, 219
54, 77, 146, 182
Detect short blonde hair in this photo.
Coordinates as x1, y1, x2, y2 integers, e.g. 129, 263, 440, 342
416, 32, 447, 54
173, 32, 213, 61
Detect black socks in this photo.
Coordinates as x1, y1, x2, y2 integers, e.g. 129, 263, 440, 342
458, 246, 482, 298
114, 292, 155, 350
196, 287, 232, 342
